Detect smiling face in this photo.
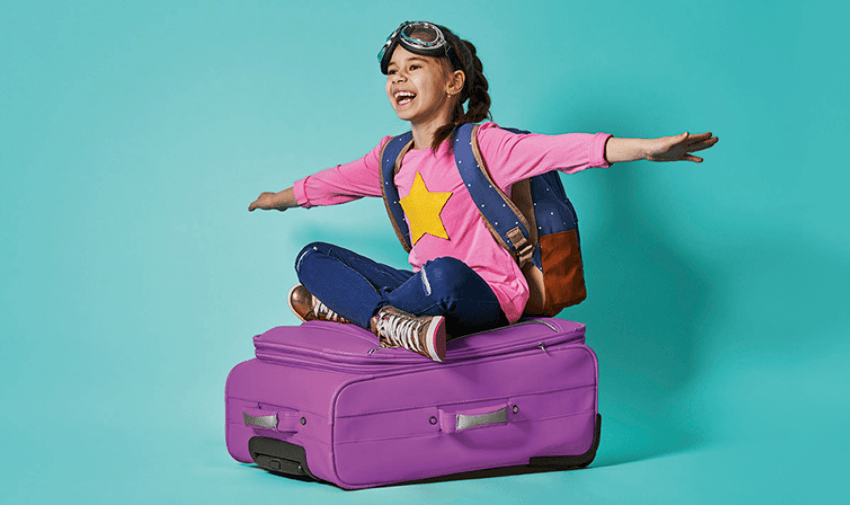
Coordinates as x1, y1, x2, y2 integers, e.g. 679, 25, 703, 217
385, 46, 464, 128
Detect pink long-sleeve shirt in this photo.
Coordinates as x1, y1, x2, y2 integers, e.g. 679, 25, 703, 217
293, 122, 611, 323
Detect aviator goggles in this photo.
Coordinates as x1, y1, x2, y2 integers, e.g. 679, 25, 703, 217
378, 21, 464, 75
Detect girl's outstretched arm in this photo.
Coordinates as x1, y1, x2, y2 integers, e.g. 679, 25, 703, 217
248, 187, 298, 212
604, 132, 718, 164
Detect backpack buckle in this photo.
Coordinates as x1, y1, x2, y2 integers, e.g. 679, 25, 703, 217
516, 242, 535, 266
506, 227, 535, 266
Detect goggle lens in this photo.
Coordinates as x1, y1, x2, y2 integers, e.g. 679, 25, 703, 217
400, 24, 442, 47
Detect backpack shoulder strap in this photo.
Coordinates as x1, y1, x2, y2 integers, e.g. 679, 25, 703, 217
380, 132, 415, 252
452, 123, 537, 266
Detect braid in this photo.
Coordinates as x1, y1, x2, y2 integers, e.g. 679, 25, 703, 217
431, 28, 492, 151
454, 40, 491, 124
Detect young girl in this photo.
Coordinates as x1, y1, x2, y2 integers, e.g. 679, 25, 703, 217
249, 21, 718, 362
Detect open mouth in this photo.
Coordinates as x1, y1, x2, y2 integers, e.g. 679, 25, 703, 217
394, 90, 416, 106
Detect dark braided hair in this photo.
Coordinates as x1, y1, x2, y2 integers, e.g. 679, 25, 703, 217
430, 25, 492, 151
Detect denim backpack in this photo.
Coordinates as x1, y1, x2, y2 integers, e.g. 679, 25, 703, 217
380, 123, 586, 316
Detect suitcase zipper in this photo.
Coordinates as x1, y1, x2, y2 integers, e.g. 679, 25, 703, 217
366, 320, 558, 355
365, 319, 561, 360
255, 341, 592, 374
254, 319, 584, 366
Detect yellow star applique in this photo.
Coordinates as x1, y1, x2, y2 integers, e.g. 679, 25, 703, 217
399, 172, 453, 245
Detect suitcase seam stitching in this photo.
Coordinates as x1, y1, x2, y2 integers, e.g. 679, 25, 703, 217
332, 408, 597, 445
335, 383, 596, 417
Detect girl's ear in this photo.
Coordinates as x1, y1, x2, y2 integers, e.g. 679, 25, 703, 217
446, 70, 465, 97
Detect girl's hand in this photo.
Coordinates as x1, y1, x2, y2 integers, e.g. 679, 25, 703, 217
644, 132, 719, 163
248, 188, 297, 212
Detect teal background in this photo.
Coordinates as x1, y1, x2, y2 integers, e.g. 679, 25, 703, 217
2, 0, 847, 503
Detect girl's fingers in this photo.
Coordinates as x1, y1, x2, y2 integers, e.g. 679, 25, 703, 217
687, 132, 713, 143
684, 154, 703, 162
249, 196, 265, 211
688, 137, 719, 152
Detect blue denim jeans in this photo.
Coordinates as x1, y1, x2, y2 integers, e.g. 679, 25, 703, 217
294, 242, 508, 336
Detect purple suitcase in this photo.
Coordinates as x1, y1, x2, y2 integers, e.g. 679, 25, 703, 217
225, 318, 600, 489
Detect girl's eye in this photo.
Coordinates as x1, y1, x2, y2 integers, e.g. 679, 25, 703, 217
410, 64, 420, 70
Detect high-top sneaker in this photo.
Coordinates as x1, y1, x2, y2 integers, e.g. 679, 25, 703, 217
370, 306, 446, 362
288, 285, 351, 324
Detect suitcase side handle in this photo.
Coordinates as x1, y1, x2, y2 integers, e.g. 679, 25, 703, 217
438, 402, 509, 434
243, 408, 301, 433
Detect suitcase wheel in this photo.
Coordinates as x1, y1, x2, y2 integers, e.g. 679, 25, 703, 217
249, 437, 320, 481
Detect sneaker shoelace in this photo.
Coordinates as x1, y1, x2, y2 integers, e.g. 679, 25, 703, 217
312, 299, 345, 322
375, 312, 424, 353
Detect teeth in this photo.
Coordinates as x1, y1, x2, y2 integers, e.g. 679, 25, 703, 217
394, 90, 415, 106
